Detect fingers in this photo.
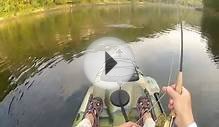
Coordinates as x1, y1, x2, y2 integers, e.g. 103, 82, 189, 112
170, 84, 191, 97
127, 122, 140, 127
131, 123, 140, 127
162, 86, 168, 93
168, 99, 174, 110
169, 99, 174, 105
168, 103, 174, 110
162, 86, 179, 99
170, 84, 176, 89
119, 122, 140, 127
182, 87, 191, 95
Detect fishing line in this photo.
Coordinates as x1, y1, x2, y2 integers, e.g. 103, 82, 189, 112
148, 21, 185, 117
148, 54, 175, 112
137, 54, 175, 124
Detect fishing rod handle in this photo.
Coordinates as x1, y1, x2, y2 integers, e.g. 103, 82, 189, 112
169, 72, 183, 127
171, 72, 183, 114
175, 72, 183, 94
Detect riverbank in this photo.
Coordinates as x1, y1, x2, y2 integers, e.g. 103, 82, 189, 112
0, 1, 205, 23
0, 4, 68, 22
0, 2, 133, 23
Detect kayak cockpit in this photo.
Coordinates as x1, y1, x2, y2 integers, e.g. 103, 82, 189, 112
73, 73, 166, 127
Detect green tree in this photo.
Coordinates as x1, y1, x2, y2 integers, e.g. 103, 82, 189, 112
203, 0, 219, 11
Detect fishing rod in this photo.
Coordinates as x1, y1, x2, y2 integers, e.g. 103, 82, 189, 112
136, 10, 184, 127
169, 20, 184, 127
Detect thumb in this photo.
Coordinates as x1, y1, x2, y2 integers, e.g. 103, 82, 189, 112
165, 86, 179, 99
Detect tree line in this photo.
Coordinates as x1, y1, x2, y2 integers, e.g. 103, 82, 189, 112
0, 0, 74, 16
203, 0, 219, 11
0, 0, 128, 17
0, 0, 218, 17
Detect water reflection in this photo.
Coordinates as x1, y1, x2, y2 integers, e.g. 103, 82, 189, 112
201, 11, 219, 67
0, 4, 188, 101
0, 3, 219, 127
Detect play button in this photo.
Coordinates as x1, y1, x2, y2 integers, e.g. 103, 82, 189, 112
84, 37, 135, 89
105, 51, 117, 75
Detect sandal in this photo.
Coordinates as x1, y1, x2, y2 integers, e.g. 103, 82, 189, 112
136, 96, 152, 126
84, 96, 103, 127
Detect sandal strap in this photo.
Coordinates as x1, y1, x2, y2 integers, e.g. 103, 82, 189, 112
136, 96, 152, 126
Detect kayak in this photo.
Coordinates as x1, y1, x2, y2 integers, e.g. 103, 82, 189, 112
72, 67, 168, 127
72, 21, 185, 126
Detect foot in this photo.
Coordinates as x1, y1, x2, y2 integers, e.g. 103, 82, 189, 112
136, 96, 152, 126
85, 97, 103, 127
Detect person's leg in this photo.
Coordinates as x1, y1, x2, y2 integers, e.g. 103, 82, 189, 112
142, 112, 155, 127
76, 113, 94, 127
76, 97, 103, 127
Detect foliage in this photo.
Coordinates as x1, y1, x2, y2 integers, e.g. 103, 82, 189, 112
203, 0, 219, 11
0, 0, 204, 17
145, 0, 202, 7
0, 0, 67, 17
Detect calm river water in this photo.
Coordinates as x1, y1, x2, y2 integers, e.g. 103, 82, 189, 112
0, 3, 219, 127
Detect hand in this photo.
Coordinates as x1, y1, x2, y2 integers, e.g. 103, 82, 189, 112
162, 85, 194, 127
119, 122, 140, 127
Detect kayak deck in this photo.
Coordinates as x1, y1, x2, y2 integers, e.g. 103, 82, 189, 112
73, 76, 166, 127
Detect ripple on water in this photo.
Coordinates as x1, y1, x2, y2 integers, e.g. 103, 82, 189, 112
2, 49, 87, 102
106, 24, 142, 29
214, 56, 219, 68
3, 51, 85, 116
8, 96, 15, 114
